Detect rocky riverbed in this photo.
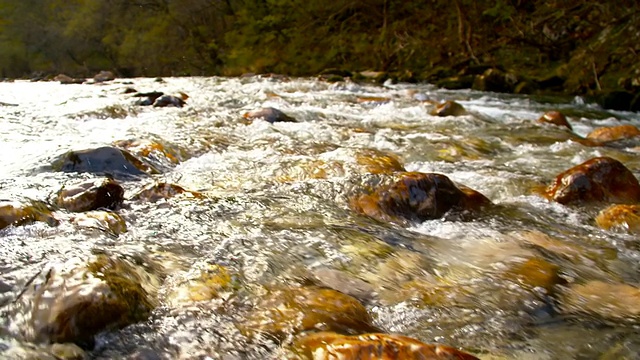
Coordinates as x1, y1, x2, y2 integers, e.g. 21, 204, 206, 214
1, 76, 640, 359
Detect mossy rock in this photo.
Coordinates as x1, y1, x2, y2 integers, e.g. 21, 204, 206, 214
168, 264, 237, 306
291, 331, 479, 360
240, 286, 378, 340
15, 254, 158, 346
0, 200, 59, 230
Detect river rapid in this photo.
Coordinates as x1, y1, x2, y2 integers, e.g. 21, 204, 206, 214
1, 76, 639, 359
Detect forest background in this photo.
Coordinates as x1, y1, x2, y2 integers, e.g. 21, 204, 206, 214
1, 0, 639, 108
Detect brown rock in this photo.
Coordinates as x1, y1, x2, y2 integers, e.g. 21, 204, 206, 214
537, 111, 572, 130
504, 257, 565, 292
545, 157, 640, 205
55, 178, 124, 212
54, 74, 84, 85
292, 332, 479, 360
240, 286, 378, 340
561, 281, 640, 322
350, 172, 491, 223
93, 70, 115, 83
586, 124, 640, 144
70, 210, 127, 235
595, 204, 640, 234
355, 149, 405, 175
431, 100, 466, 117
0, 201, 58, 230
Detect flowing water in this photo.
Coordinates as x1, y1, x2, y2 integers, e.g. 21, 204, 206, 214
1, 76, 640, 359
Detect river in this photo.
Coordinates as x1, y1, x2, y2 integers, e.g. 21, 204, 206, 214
1, 76, 639, 359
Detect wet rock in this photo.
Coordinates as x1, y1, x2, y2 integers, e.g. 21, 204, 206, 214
595, 204, 640, 234
153, 92, 188, 108
354, 149, 405, 175
350, 172, 491, 224
54, 74, 84, 85
70, 210, 127, 235
561, 281, 640, 323
504, 257, 565, 293
12, 254, 158, 346
515, 230, 617, 263
0, 200, 59, 230
436, 75, 475, 90
472, 68, 517, 93
50, 343, 87, 360
51, 146, 154, 179
431, 100, 467, 117
240, 286, 378, 340
545, 157, 640, 205
243, 107, 296, 123
55, 178, 124, 212
93, 70, 115, 83
292, 332, 479, 360
168, 264, 235, 306
129, 182, 203, 202
113, 139, 187, 172
133, 91, 164, 106
307, 268, 376, 303
537, 110, 572, 130
122, 87, 137, 94
586, 124, 640, 144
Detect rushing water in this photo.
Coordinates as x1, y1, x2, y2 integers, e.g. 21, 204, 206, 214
1, 76, 640, 359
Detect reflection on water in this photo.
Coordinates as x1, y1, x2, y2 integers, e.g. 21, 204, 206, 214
1, 76, 640, 359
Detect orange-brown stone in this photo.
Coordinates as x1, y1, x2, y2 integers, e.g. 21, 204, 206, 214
537, 111, 572, 130
293, 332, 479, 360
545, 157, 640, 205
586, 124, 640, 143
595, 204, 640, 234
431, 100, 466, 117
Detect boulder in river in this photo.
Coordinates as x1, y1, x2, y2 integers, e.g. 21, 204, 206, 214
545, 157, 640, 205
93, 70, 115, 83
0, 200, 58, 230
113, 138, 187, 172
586, 124, 640, 144
350, 172, 491, 223
537, 110, 572, 130
54, 74, 84, 85
560, 280, 640, 323
243, 107, 296, 123
51, 146, 154, 179
12, 254, 158, 347
55, 178, 124, 212
240, 286, 378, 340
292, 331, 480, 360
153, 92, 188, 108
133, 91, 164, 106
430, 100, 467, 117
595, 204, 640, 234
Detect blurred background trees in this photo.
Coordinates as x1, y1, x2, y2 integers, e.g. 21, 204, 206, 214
0, 0, 638, 96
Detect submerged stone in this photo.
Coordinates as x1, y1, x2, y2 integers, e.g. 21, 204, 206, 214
70, 210, 127, 235
350, 172, 491, 223
595, 204, 640, 234
11, 254, 158, 346
240, 286, 378, 340
292, 332, 479, 360
561, 281, 640, 323
113, 139, 188, 172
51, 146, 153, 179
545, 157, 640, 205
129, 182, 203, 202
55, 178, 124, 212
504, 257, 565, 293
